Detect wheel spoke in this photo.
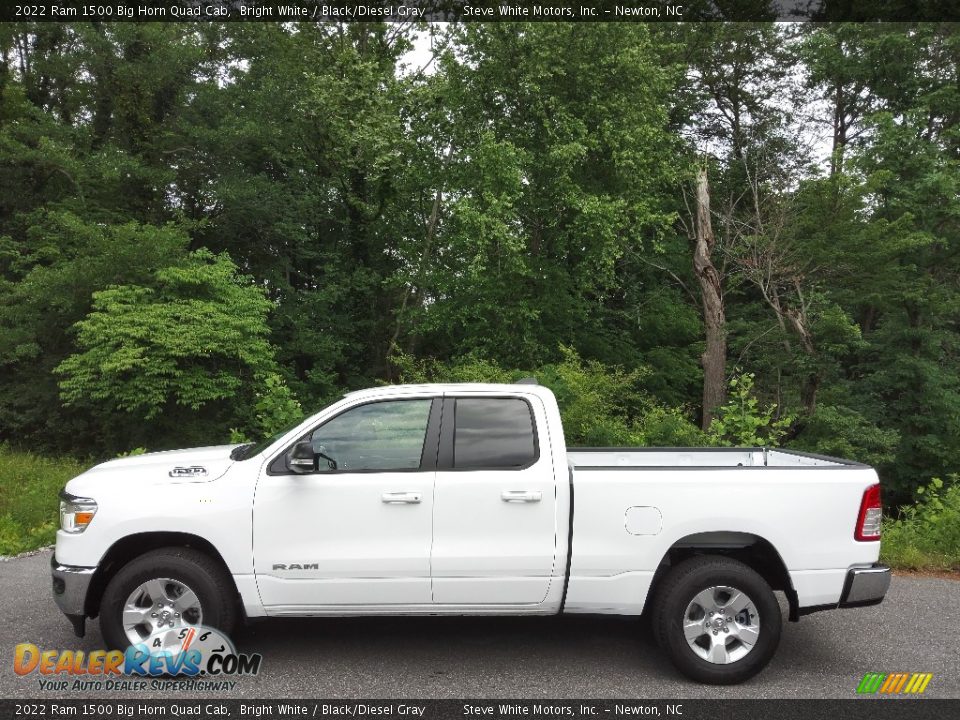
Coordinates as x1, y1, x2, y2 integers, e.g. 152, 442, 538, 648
122, 607, 150, 626
732, 622, 760, 647
707, 636, 730, 664
691, 588, 716, 610
723, 590, 751, 615
143, 579, 171, 604
173, 588, 200, 614
683, 618, 704, 643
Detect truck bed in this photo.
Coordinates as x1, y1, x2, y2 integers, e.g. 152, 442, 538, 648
560, 446, 879, 616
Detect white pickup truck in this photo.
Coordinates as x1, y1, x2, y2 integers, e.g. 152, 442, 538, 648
52, 381, 890, 684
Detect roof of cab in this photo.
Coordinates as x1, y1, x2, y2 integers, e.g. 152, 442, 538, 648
342, 382, 548, 400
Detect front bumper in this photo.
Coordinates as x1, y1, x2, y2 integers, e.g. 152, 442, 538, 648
839, 563, 891, 608
51, 554, 96, 637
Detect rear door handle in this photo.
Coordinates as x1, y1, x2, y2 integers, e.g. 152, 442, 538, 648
381, 492, 422, 504
501, 490, 542, 503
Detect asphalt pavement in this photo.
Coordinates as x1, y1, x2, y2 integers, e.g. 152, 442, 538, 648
2, 550, 957, 699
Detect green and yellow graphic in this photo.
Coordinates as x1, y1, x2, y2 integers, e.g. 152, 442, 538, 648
857, 672, 933, 695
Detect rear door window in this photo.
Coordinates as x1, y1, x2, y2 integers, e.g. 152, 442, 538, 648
453, 398, 537, 469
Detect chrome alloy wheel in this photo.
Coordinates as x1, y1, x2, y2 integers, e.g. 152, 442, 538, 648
122, 577, 203, 646
682, 585, 760, 664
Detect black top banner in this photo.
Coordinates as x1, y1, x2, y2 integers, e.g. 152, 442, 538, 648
2, 0, 959, 23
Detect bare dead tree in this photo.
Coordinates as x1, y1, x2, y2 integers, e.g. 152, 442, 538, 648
726, 154, 823, 414
692, 164, 727, 429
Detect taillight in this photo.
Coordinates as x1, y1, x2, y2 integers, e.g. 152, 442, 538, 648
855, 484, 882, 541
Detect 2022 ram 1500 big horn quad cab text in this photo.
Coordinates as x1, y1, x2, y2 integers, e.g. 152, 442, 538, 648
52, 381, 890, 684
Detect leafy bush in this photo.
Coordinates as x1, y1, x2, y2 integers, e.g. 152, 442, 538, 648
54, 249, 300, 448
881, 476, 960, 571
707, 373, 792, 447
0, 445, 86, 556
56, 250, 283, 418
790, 404, 899, 468
391, 346, 705, 447
230, 372, 304, 444
535, 347, 650, 446
251, 372, 304, 438
636, 405, 709, 447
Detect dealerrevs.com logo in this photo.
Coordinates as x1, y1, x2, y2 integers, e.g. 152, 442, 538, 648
14, 626, 262, 691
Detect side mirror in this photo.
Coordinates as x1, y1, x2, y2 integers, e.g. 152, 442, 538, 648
287, 441, 316, 474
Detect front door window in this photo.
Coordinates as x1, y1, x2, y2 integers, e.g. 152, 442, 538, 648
309, 399, 433, 472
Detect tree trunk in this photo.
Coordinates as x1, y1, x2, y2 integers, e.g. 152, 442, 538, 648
785, 307, 819, 415
89, 25, 115, 149
386, 145, 454, 370
830, 83, 846, 178
693, 165, 726, 429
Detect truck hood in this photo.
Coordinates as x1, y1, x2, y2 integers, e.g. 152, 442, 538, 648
65, 444, 241, 496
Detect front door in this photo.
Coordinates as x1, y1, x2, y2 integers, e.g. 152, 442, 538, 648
431, 395, 558, 605
254, 397, 440, 610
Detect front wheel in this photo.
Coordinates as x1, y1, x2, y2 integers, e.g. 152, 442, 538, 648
99, 547, 237, 651
651, 556, 781, 684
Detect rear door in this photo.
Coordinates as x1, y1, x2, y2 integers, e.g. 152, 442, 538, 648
430, 394, 559, 605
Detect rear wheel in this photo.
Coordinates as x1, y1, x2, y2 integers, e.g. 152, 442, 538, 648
651, 556, 781, 684
99, 547, 237, 651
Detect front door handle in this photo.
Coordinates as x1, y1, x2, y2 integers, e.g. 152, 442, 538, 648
381, 492, 422, 504
501, 490, 542, 503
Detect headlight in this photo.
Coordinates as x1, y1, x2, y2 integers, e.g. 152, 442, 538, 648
59, 490, 97, 534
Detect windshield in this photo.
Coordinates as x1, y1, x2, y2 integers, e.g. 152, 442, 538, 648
231, 416, 307, 461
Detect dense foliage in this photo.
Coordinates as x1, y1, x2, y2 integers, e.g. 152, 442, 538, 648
881, 476, 960, 571
1, 22, 957, 508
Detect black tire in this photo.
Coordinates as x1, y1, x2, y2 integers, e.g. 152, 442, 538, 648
650, 555, 781, 684
99, 547, 238, 651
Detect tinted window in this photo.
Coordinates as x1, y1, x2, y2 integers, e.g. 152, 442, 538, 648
454, 398, 537, 469
309, 399, 432, 472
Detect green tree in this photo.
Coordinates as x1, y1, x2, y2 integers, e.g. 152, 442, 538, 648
0, 213, 189, 452
804, 24, 960, 500
179, 23, 418, 400
56, 249, 298, 450
399, 23, 681, 368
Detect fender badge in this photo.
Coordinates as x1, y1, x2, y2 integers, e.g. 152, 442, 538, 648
169, 466, 208, 478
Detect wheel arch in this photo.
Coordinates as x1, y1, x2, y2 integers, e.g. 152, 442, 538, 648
85, 531, 239, 619
648, 531, 800, 621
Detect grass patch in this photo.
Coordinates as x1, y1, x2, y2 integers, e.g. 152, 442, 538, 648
0, 445, 86, 556
880, 477, 960, 572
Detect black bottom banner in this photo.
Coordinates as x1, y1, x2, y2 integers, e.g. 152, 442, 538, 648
1, 699, 956, 720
